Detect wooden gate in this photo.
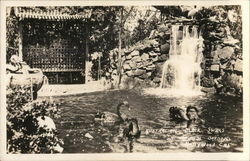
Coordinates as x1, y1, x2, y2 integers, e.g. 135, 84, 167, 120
22, 19, 85, 84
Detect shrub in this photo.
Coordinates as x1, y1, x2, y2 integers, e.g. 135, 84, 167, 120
200, 75, 215, 88
221, 73, 243, 96
7, 85, 63, 153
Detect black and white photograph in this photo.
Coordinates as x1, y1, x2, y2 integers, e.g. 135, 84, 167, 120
0, 0, 249, 160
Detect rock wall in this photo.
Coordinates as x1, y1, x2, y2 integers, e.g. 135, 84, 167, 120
107, 35, 170, 89
200, 19, 243, 96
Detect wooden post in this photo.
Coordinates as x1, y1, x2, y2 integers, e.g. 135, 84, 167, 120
117, 8, 124, 87
30, 76, 33, 101
85, 24, 89, 84
98, 55, 101, 81
56, 73, 59, 84
18, 22, 23, 61
70, 72, 73, 84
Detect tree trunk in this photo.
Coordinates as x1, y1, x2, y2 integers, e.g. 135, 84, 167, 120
117, 8, 124, 87
18, 21, 23, 61
85, 24, 89, 84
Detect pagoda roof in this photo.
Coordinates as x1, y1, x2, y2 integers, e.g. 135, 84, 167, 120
14, 7, 91, 20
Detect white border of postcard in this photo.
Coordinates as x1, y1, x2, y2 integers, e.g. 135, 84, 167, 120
0, 0, 249, 161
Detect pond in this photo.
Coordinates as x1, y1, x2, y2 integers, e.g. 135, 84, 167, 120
49, 89, 243, 153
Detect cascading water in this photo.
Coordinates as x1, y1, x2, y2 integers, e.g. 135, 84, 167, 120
160, 25, 203, 94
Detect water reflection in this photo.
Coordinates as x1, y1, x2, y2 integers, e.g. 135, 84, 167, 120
49, 89, 242, 153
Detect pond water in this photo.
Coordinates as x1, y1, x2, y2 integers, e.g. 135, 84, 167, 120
49, 89, 243, 153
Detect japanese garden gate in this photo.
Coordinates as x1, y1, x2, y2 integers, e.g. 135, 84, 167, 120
15, 7, 89, 84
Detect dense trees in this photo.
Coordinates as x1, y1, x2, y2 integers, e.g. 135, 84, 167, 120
6, 7, 19, 62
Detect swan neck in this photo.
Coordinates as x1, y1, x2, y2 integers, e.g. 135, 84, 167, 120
116, 103, 123, 117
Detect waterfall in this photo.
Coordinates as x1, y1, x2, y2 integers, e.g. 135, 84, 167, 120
160, 25, 203, 93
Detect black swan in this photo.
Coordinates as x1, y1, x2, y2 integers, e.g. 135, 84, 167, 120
119, 118, 141, 152
95, 101, 130, 123
169, 105, 200, 121
123, 118, 141, 141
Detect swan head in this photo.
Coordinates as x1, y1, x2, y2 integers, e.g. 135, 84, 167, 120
122, 101, 130, 110
117, 101, 131, 122
186, 106, 199, 121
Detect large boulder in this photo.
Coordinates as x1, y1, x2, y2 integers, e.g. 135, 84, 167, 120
112, 69, 117, 75
134, 44, 145, 51
149, 29, 158, 39
153, 47, 161, 52
129, 61, 137, 70
222, 73, 243, 96
143, 60, 153, 67
123, 63, 131, 71
134, 69, 146, 76
141, 53, 150, 60
131, 50, 140, 57
155, 63, 164, 77
152, 56, 159, 62
124, 48, 133, 54
153, 77, 161, 83
223, 38, 240, 46
139, 73, 148, 79
217, 46, 234, 60
150, 39, 160, 48
210, 64, 220, 72
160, 43, 170, 55
234, 59, 242, 73
126, 70, 134, 77
158, 54, 169, 62
146, 64, 156, 71
126, 54, 132, 60
136, 62, 144, 69
158, 24, 170, 33
110, 63, 117, 69
131, 55, 142, 63
149, 51, 158, 57
146, 72, 152, 77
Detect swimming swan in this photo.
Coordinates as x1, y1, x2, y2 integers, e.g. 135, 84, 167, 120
95, 101, 130, 123
169, 105, 200, 121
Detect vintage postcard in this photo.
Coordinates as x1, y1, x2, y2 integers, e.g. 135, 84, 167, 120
0, 0, 249, 160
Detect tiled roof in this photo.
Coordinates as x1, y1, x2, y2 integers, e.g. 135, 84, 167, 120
15, 7, 91, 20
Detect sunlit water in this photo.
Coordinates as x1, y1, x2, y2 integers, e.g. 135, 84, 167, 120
143, 88, 204, 97
44, 89, 243, 153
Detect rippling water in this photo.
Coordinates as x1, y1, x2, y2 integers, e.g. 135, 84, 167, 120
48, 89, 243, 153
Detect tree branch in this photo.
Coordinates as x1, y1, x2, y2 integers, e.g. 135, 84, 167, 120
121, 7, 134, 26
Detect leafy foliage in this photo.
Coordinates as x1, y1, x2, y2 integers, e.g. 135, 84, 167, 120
131, 16, 158, 44
6, 7, 19, 63
154, 6, 183, 19
197, 6, 242, 41
200, 75, 215, 88
7, 85, 63, 153
87, 7, 120, 80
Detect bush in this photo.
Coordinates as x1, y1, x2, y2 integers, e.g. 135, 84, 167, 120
200, 75, 215, 88
6, 7, 19, 63
221, 73, 243, 96
7, 85, 63, 153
